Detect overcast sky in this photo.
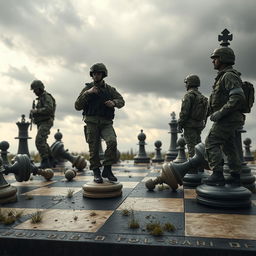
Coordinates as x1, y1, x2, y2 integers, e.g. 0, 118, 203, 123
0, 0, 256, 156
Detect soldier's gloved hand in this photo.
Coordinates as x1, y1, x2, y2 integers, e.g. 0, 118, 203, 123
30, 109, 37, 115
105, 100, 115, 108
177, 124, 183, 133
210, 111, 222, 122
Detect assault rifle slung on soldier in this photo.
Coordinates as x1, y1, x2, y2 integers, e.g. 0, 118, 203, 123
29, 100, 35, 131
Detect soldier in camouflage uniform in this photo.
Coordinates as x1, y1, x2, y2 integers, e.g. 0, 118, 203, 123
178, 75, 208, 157
75, 63, 125, 183
204, 47, 246, 186
30, 80, 56, 169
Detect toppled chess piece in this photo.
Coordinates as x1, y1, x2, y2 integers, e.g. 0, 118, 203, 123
51, 141, 86, 171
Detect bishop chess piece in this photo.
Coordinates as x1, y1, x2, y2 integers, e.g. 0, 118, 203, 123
15, 114, 31, 157
243, 138, 254, 162
152, 140, 164, 163
165, 112, 178, 162
134, 130, 150, 164
0, 141, 10, 166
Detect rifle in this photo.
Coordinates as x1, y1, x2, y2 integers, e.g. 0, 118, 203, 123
30, 100, 35, 131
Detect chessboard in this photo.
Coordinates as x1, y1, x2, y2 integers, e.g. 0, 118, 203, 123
0, 161, 256, 256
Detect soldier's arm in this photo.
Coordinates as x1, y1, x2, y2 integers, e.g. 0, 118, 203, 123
110, 87, 125, 109
178, 94, 193, 127
74, 84, 93, 111
36, 94, 55, 116
218, 73, 245, 116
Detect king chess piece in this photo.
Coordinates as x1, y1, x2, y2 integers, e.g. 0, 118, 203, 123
15, 114, 31, 157
134, 130, 150, 164
165, 112, 178, 162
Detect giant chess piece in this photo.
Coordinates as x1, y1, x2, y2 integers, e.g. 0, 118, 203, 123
0, 141, 10, 166
0, 154, 54, 204
152, 140, 164, 163
146, 143, 207, 191
165, 112, 178, 161
173, 135, 187, 163
243, 138, 254, 162
134, 130, 150, 164
51, 141, 86, 171
15, 114, 31, 157
51, 129, 65, 167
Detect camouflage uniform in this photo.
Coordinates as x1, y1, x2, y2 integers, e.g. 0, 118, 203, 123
178, 88, 206, 157
32, 91, 55, 159
75, 81, 125, 170
205, 67, 245, 175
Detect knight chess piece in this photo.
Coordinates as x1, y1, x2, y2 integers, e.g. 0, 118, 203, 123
0, 141, 10, 166
165, 112, 178, 161
134, 130, 150, 164
243, 138, 254, 162
15, 114, 32, 157
64, 169, 77, 181
152, 140, 164, 163
50, 141, 86, 171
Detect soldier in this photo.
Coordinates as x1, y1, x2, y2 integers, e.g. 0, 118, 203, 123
30, 80, 56, 168
75, 63, 125, 183
204, 47, 246, 186
178, 75, 208, 157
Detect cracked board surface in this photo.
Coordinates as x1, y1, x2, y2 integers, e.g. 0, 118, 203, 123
1, 161, 256, 256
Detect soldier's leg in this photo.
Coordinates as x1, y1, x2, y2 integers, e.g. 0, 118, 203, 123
183, 128, 198, 157
100, 123, 117, 181
85, 123, 103, 183
204, 123, 227, 185
85, 123, 101, 170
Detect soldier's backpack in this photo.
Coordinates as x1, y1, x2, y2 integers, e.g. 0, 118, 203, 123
241, 81, 255, 113
190, 91, 208, 121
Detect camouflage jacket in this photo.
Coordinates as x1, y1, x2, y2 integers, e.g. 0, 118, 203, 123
208, 66, 245, 124
32, 91, 56, 124
75, 81, 125, 121
178, 88, 206, 128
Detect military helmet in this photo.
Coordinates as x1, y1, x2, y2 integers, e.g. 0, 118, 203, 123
184, 74, 200, 88
30, 80, 45, 90
90, 63, 108, 78
210, 47, 235, 65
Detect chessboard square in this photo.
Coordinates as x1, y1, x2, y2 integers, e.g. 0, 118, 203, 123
122, 182, 139, 189
22, 187, 81, 196
114, 172, 148, 177
11, 180, 55, 187
184, 189, 197, 199
185, 213, 256, 240
117, 197, 184, 212
15, 209, 113, 233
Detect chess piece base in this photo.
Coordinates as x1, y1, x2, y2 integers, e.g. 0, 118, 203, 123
83, 181, 123, 198
0, 184, 17, 204
196, 184, 251, 208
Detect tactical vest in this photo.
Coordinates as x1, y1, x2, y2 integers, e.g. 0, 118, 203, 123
82, 83, 115, 120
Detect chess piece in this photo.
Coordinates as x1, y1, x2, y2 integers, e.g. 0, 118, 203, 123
51, 129, 65, 167
146, 143, 207, 191
51, 141, 86, 171
173, 135, 187, 163
134, 130, 150, 164
64, 169, 77, 181
165, 112, 178, 161
15, 114, 31, 157
152, 140, 164, 163
83, 181, 123, 198
0, 141, 10, 166
243, 138, 254, 162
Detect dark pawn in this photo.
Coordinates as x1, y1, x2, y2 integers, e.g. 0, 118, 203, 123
102, 165, 117, 182
40, 157, 52, 169
93, 168, 103, 183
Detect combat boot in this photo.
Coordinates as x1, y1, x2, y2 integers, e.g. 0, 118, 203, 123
40, 157, 52, 169
225, 172, 241, 186
102, 165, 117, 182
93, 168, 103, 183
203, 171, 225, 186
